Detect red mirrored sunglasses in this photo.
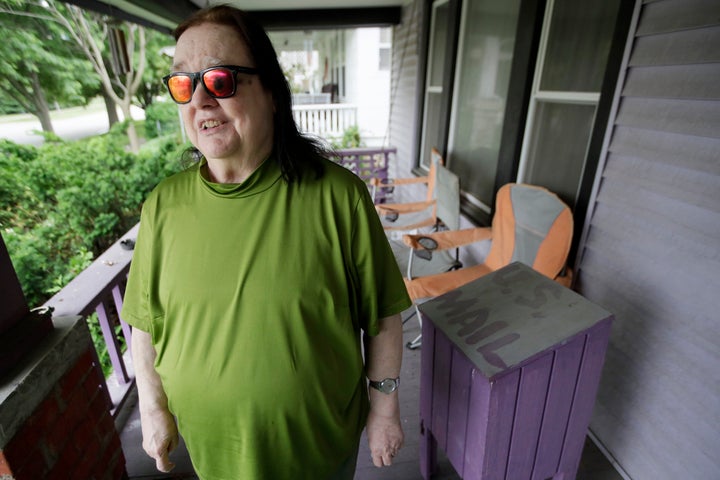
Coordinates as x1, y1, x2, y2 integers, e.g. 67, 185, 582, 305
162, 65, 259, 104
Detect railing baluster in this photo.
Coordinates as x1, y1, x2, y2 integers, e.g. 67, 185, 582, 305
112, 283, 133, 355
334, 147, 395, 202
96, 299, 131, 385
291, 103, 358, 138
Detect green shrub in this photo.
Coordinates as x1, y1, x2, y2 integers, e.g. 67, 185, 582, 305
144, 101, 182, 139
2, 129, 185, 307
3, 127, 189, 376
330, 125, 363, 149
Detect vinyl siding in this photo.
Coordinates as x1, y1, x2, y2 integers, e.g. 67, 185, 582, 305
389, 0, 425, 203
575, 0, 720, 478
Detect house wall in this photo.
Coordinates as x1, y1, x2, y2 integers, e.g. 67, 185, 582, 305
575, 0, 720, 478
389, 0, 424, 187
345, 28, 392, 145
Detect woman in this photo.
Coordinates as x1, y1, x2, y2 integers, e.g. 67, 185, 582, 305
121, 5, 411, 479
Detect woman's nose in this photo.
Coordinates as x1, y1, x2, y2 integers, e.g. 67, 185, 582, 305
189, 81, 216, 106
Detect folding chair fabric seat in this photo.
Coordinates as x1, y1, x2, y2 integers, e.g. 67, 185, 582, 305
403, 183, 573, 301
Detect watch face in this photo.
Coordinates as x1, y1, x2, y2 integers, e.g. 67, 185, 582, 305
370, 377, 399, 394
380, 379, 398, 394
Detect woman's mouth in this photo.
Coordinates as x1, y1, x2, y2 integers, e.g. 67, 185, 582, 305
200, 120, 223, 131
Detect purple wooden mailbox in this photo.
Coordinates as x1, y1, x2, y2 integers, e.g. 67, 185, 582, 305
418, 262, 612, 480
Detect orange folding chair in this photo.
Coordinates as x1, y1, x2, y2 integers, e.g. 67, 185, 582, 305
371, 147, 446, 232
402, 183, 574, 348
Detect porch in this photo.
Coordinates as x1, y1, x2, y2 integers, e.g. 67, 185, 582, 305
118, 315, 622, 480
43, 210, 621, 479
6, 145, 620, 479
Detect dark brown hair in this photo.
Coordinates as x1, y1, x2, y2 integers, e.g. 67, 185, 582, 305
174, 5, 326, 182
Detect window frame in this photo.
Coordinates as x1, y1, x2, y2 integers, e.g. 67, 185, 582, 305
414, 0, 461, 175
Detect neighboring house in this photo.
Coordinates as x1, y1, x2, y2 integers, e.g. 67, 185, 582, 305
270, 27, 392, 145
388, 1, 719, 479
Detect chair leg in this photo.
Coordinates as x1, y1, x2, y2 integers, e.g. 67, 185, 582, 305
406, 334, 422, 350
405, 304, 423, 349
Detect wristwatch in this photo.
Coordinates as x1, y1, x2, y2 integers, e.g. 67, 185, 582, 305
368, 377, 400, 394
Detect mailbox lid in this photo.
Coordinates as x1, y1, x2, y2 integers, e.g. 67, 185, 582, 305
418, 262, 612, 379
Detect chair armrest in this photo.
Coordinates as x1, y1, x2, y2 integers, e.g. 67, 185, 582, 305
554, 265, 573, 288
403, 227, 492, 251
376, 200, 435, 215
369, 176, 429, 187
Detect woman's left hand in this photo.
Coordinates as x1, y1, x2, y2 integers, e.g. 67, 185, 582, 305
364, 314, 405, 467
366, 405, 404, 467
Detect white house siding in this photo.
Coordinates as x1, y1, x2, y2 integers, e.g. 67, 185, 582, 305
575, 0, 720, 478
345, 28, 392, 146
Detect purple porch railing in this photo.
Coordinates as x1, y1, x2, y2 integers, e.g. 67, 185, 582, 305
332, 146, 394, 203
43, 224, 138, 416
40, 146, 396, 419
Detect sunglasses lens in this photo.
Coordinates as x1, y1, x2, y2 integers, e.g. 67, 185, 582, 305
203, 68, 235, 98
167, 75, 193, 103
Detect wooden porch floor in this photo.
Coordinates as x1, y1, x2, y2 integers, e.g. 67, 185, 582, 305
118, 311, 622, 480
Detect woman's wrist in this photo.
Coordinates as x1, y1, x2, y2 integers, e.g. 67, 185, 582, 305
368, 388, 400, 418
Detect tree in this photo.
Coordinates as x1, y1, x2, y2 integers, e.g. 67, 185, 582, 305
0, 0, 97, 131
44, 1, 148, 153
135, 29, 174, 109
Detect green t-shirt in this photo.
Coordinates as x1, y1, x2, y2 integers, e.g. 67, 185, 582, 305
122, 156, 411, 479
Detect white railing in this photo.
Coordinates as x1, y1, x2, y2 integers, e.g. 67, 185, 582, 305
293, 93, 331, 105
293, 103, 357, 137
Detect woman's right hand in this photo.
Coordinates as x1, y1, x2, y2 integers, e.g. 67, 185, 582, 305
140, 407, 179, 472
132, 329, 178, 472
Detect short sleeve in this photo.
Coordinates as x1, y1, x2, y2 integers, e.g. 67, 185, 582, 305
351, 187, 412, 336
121, 201, 154, 332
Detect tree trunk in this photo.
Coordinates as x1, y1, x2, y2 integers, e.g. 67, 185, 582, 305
120, 103, 140, 154
30, 71, 54, 134
102, 90, 119, 127
127, 121, 140, 154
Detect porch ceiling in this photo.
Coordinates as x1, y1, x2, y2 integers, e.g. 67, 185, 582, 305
60, 0, 404, 33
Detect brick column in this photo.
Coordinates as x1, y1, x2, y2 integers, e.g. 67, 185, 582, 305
0, 316, 127, 479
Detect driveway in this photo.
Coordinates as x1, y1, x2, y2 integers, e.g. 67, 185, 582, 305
0, 106, 146, 146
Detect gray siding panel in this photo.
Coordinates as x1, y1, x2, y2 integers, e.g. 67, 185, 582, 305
576, 0, 720, 478
389, 0, 423, 187
622, 64, 720, 99
636, 0, 720, 36
630, 26, 720, 66
615, 97, 720, 137
601, 157, 720, 236
610, 128, 720, 175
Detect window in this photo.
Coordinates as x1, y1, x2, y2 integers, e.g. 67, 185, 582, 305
418, 0, 457, 171
517, 0, 621, 208
415, 0, 627, 225
446, 0, 521, 212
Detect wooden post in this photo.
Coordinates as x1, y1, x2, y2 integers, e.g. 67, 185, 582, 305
0, 233, 53, 379
0, 234, 28, 335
